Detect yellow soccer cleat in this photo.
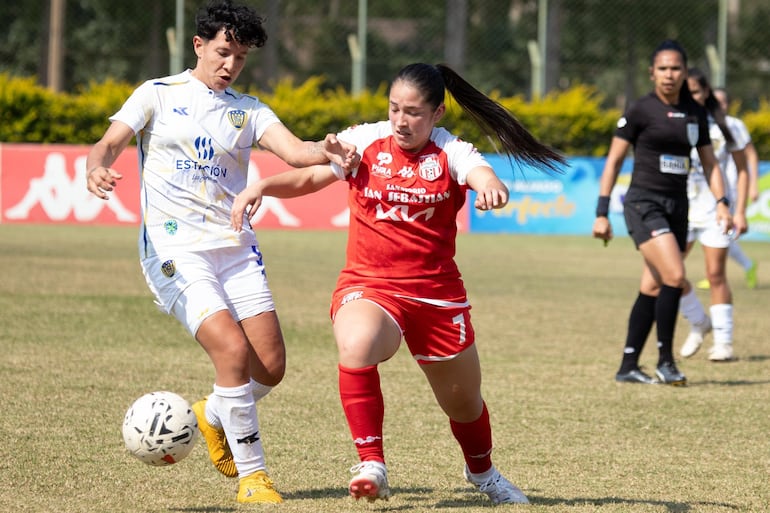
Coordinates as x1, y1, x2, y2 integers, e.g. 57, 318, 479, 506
237, 470, 283, 504
192, 397, 237, 478
746, 261, 758, 289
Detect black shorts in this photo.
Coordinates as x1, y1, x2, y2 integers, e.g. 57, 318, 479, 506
623, 187, 688, 251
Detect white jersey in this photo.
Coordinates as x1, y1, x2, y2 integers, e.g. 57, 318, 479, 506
110, 70, 282, 257
688, 115, 749, 227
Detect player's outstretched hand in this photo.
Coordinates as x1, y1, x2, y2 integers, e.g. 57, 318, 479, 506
231, 184, 263, 232
323, 134, 360, 173
86, 166, 123, 200
474, 187, 508, 210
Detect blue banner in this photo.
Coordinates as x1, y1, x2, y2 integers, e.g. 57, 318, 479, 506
471, 154, 770, 242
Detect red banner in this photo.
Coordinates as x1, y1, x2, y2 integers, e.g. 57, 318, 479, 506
0, 143, 468, 231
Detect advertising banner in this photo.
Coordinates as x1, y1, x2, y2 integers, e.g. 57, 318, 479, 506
1, 143, 766, 240
0, 143, 351, 230
473, 155, 770, 242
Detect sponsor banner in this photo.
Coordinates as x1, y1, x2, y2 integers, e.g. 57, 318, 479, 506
2, 143, 766, 239
0, 143, 470, 232
472, 155, 770, 242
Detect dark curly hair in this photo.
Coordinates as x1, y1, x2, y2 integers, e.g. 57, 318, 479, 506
195, 0, 267, 48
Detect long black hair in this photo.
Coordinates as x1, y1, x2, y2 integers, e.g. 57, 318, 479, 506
393, 63, 566, 174
687, 67, 735, 145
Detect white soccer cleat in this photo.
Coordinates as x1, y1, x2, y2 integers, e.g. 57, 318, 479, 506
349, 461, 390, 502
464, 465, 529, 505
708, 342, 734, 361
680, 318, 712, 358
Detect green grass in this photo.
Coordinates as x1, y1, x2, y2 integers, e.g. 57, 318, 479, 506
1, 224, 768, 513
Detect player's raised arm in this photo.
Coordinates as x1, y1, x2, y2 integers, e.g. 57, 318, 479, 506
231, 165, 339, 231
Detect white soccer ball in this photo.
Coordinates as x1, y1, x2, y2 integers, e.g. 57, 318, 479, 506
122, 391, 198, 466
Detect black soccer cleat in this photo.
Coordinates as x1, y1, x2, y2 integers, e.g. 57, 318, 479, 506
615, 368, 659, 384
655, 361, 687, 386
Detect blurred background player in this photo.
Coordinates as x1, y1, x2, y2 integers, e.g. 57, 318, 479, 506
679, 70, 750, 362
593, 40, 732, 385
695, 86, 759, 291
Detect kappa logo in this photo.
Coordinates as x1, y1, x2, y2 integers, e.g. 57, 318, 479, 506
341, 290, 364, 305
353, 435, 382, 446
4, 153, 138, 223
236, 431, 261, 445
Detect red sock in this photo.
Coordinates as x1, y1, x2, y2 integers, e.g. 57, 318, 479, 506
338, 364, 385, 463
450, 402, 493, 474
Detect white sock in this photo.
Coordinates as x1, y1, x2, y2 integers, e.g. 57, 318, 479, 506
680, 289, 709, 330
728, 241, 753, 271
204, 394, 223, 430
710, 303, 733, 344
250, 378, 273, 402
211, 382, 266, 477
468, 464, 497, 484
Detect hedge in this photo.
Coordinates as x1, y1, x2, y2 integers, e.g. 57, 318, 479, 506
1, 73, 767, 158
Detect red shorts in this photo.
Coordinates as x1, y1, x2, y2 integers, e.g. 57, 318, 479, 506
330, 286, 476, 364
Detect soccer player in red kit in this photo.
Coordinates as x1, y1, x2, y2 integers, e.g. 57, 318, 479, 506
231, 63, 564, 505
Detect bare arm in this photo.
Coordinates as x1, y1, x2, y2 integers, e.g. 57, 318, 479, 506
231, 165, 339, 231
592, 136, 630, 242
466, 166, 508, 210
730, 148, 749, 235
85, 121, 135, 200
697, 144, 733, 233
258, 123, 358, 169
744, 141, 760, 202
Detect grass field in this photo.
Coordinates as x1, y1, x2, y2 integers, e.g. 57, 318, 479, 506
0, 224, 768, 513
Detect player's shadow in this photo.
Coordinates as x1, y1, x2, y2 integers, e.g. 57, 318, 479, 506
514, 494, 741, 511
170, 489, 743, 511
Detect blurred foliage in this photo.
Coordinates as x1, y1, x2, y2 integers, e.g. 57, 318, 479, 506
3, 1, 770, 111
1, 73, 768, 159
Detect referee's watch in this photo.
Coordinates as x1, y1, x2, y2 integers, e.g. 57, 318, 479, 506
717, 196, 730, 207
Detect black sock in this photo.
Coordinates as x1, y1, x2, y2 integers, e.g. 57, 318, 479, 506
619, 293, 657, 373
656, 284, 683, 366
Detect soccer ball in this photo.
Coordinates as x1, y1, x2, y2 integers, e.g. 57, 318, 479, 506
122, 391, 198, 466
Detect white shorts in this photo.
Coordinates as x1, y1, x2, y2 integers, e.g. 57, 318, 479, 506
141, 245, 276, 336
687, 219, 731, 249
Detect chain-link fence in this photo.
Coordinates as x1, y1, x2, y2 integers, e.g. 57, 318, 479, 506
1, 0, 768, 110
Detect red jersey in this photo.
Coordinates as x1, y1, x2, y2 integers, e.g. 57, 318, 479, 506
334, 121, 489, 299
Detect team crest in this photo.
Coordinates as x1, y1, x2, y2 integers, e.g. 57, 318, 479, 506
418, 154, 442, 181
161, 259, 176, 278
227, 109, 247, 129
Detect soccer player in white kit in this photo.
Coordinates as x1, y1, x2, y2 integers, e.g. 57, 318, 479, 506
679, 68, 750, 362
85, 0, 357, 504
232, 63, 565, 505
708, 87, 759, 290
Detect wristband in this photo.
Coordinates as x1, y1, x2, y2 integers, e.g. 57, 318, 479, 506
716, 196, 730, 207
596, 195, 610, 217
